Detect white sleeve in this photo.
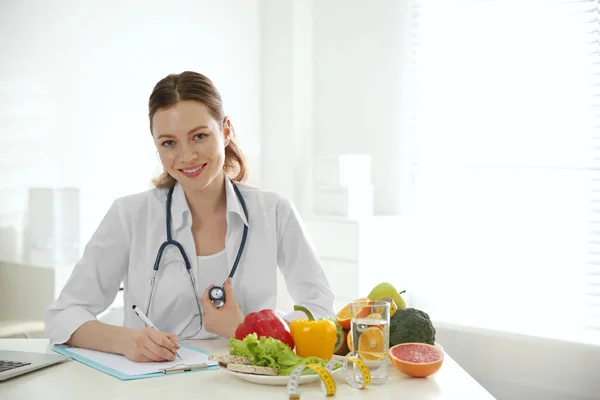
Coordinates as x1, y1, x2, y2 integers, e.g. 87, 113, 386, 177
44, 199, 130, 345
275, 197, 336, 323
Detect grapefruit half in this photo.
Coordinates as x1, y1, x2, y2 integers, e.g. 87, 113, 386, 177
389, 343, 444, 378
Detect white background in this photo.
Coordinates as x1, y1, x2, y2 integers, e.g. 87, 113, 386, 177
1, 1, 599, 399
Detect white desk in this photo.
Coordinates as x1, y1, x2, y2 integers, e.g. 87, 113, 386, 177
0, 339, 496, 400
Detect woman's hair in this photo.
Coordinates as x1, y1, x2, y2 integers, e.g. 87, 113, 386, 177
148, 71, 248, 189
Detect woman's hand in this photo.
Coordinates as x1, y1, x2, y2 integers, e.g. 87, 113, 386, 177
121, 327, 180, 363
201, 277, 245, 338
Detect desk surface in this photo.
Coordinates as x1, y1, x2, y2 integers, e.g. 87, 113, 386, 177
0, 339, 496, 400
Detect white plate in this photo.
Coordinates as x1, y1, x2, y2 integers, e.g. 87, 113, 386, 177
221, 365, 342, 386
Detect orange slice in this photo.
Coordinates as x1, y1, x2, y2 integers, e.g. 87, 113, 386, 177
335, 298, 369, 330
357, 327, 387, 361
347, 331, 353, 351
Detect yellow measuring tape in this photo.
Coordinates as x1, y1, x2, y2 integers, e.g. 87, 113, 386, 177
286, 355, 371, 399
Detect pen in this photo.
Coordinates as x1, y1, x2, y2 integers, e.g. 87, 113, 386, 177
132, 305, 182, 360
159, 364, 209, 374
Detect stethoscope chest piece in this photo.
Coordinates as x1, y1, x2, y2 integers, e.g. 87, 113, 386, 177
209, 286, 226, 308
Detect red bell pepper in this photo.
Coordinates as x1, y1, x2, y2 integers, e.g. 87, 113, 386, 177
234, 309, 295, 350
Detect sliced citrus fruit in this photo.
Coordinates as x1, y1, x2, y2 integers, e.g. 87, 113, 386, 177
389, 342, 444, 378
357, 327, 387, 361
335, 303, 352, 330
347, 331, 353, 351
335, 297, 369, 330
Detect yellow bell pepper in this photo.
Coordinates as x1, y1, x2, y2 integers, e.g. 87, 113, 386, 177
289, 305, 338, 360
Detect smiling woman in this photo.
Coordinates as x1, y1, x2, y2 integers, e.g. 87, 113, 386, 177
149, 71, 248, 191
148, 73, 249, 260
44, 71, 335, 365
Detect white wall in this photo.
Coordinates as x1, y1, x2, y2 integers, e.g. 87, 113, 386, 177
259, 2, 600, 400
259, 0, 411, 216
312, 0, 410, 215
2, 2, 599, 399
259, 0, 315, 214
0, 0, 262, 258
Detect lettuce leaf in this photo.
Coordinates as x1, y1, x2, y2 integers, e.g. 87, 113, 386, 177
228, 333, 331, 376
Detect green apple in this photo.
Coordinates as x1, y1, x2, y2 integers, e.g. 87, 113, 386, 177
368, 282, 407, 309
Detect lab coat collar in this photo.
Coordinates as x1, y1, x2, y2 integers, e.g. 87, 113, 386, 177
224, 176, 249, 227
170, 175, 249, 231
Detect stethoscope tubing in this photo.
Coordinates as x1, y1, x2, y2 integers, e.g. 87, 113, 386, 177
144, 180, 249, 339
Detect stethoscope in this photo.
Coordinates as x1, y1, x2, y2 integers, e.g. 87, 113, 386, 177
145, 181, 249, 338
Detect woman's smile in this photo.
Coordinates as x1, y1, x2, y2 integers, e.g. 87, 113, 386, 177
179, 163, 207, 178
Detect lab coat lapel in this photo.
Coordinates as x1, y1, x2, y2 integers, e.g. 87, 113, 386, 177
170, 183, 199, 278
169, 178, 248, 285
225, 213, 240, 279
178, 223, 198, 274
224, 178, 249, 280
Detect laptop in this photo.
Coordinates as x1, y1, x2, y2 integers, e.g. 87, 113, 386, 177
0, 350, 69, 381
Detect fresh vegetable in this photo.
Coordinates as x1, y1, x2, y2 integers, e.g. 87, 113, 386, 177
229, 333, 329, 376
389, 307, 436, 346
289, 305, 337, 360
234, 309, 295, 350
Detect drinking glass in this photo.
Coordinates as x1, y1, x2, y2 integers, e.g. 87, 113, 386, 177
349, 299, 390, 384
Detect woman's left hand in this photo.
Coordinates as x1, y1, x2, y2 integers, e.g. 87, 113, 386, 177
200, 277, 245, 338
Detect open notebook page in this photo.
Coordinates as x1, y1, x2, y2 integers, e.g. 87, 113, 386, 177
66, 345, 217, 376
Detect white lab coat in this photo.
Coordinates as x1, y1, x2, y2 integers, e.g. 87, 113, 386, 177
45, 177, 336, 345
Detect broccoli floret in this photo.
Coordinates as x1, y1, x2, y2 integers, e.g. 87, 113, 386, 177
389, 308, 436, 346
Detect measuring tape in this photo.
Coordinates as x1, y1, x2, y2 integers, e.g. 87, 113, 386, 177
286, 354, 371, 399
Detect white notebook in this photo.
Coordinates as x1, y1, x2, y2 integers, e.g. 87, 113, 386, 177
60, 344, 217, 377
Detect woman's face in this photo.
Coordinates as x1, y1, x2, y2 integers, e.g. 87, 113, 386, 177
151, 100, 230, 193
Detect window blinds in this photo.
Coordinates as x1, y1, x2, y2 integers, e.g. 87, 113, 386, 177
405, 0, 600, 334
